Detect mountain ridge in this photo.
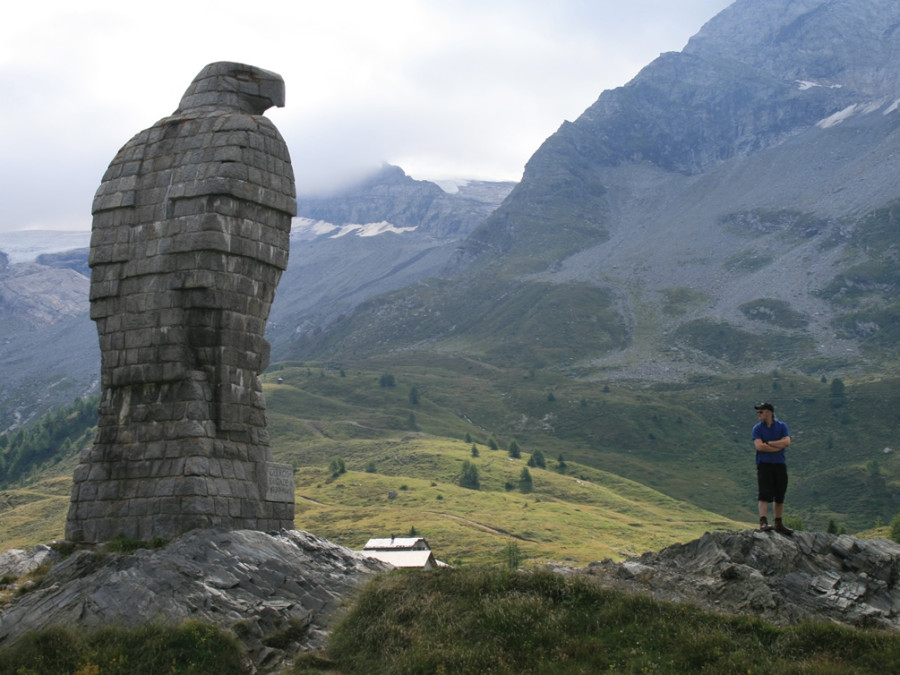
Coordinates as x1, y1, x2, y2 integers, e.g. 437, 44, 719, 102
288, 0, 900, 381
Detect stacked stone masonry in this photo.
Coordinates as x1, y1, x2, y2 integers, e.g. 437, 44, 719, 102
66, 62, 297, 542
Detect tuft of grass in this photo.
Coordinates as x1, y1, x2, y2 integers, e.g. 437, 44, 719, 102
12, 561, 53, 597
0, 620, 246, 674
102, 535, 170, 555
325, 566, 900, 674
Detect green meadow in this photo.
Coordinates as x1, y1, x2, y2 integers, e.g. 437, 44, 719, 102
3, 357, 898, 566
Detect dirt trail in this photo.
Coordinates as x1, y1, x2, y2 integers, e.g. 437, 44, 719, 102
427, 511, 537, 542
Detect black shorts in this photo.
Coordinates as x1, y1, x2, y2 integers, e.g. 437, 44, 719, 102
757, 463, 788, 503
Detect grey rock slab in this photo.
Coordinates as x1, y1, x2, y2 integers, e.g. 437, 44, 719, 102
0, 529, 390, 672
0, 545, 59, 579
583, 530, 900, 630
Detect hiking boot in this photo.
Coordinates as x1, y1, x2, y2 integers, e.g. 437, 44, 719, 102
774, 519, 793, 536
759, 518, 774, 532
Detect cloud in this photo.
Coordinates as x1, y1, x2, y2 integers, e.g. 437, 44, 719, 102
0, 0, 733, 232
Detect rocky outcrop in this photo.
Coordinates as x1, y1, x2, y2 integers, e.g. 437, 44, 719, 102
0, 544, 58, 579
0, 529, 389, 673
0, 262, 88, 328
583, 530, 900, 630
4, 528, 899, 672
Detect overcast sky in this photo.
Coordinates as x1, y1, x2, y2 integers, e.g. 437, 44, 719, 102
0, 0, 732, 234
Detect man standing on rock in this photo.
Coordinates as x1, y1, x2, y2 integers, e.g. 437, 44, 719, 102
752, 402, 792, 535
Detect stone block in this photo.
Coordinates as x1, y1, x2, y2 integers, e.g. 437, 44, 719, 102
181, 495, 215, 515
174, 476, 209, 497
262, 462, 295, 503
213, 478, 233, 497
96, 482, 120, 501
184, 456, 210, 476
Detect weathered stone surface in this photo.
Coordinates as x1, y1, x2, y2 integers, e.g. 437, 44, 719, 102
0, 545, 59, 579
580, 530, 900, 630
67, 63, 297, 542
0, 530, 389, 672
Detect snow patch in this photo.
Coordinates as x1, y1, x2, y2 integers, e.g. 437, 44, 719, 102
817, 99, 894, 128
817, 104, 861, 128
432, 179, 470, 194
291, 217, 339, 236
331, 221, 417, 238
290, 217, 416, 240
860, 100, 885, 115
796, 80, 843, 91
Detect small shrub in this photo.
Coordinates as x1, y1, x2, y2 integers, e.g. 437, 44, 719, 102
505, 541, 522, 570
519, 467, 533, 493
890, 514, 900, 543
14, 562, 52, 596
527, 449, 546, 468
508, 440, 521, 459
329, 457, 346, 477
459, 461, 480, 490
263, 616, 309, 650
783, 516, 804, 532
50, 540, 78, 558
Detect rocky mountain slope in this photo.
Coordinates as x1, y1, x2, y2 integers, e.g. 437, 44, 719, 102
0, 252, 98, 433
268, 166, 513, 354
291, 0, 900, 381
0, 168, 514, 432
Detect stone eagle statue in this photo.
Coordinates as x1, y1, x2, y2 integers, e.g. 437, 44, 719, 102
67, 62, 297, 542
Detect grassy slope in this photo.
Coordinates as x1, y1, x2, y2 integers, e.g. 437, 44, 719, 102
266, 359, 900, 531
318, 567, 900, 675
0, 474, 72, 550
263, 362, 743, 565
2, 358, 897, 566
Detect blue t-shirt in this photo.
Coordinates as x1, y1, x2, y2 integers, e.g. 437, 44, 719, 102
752, 419, 790, 465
